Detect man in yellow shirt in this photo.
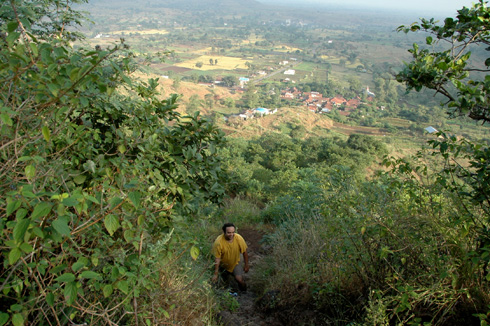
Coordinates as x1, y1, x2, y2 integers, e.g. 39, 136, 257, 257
212, 223, 249, 292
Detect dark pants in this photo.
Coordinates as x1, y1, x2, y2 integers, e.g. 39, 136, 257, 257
218, 261, 246, 292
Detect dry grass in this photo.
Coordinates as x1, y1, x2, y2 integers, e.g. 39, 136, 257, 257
175, 55, 250, 70
273, 45, 302, 53
111, 29, 169, 35
146, 260, 216, 326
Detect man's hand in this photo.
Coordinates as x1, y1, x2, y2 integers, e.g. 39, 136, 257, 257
212, 257, 221, 283
243, 251, 249, 273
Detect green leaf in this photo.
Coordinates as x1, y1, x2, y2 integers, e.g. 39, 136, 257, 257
118, 144, 126, 154
19, 242, 34, 254
190, 245, 200, 261
109, 197, 123, 209
11, 313, 24, 326
85, 195, 99, 204
6, 31, 20, 46
49, 264, 67, 274
7, 21, 19, 33
6, 199, 21, 216
29, 42, 38, 57
0, 112, 13, 126
9, 247, 22, 265
69, 67, 80, 81
116, 280, 129, 294
104, 214, 120, 236
128, 191, 141, 208
80, 271, 101, 280
123, 230, 134, 243
13, 219, 30, 242
42, 126, 51, 142
16, 208, 28, 220
83, 160, 96, 173
62, 197, 78, 207
25, 165, 36, 180
31, 202, 53, 219
47, 83, 60, 97
72, 260, 87, 272
73, 175, 86, 185
56, 273, 76, 283
46, 292, 55, 307
0, 313, 9, 326
32, 227, 44, 238
64, 282, 78, 305
103, 284, 113, 297
52, 218, 71, 236
10, 305, 22, 312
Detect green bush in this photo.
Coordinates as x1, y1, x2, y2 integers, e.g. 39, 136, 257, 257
0, 1, 225, 324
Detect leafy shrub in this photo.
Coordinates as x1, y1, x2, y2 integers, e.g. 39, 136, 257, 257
0, 1, 225, 324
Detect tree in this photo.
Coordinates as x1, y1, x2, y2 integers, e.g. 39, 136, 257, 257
396, 0, 490, 122
204, 93, 215, 109
0, 1, 225, 324
348, 52, 358, 64
394, 2, 490, 316
243, 83, 259, 109
222, 75, 238, 87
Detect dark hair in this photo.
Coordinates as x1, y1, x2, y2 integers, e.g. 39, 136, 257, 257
222, 223, 236, 233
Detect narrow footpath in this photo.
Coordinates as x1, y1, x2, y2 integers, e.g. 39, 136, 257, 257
217, 228, 283, 326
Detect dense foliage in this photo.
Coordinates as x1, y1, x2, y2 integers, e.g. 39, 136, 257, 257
0, 0, 225, 325
220, 132, 387, 203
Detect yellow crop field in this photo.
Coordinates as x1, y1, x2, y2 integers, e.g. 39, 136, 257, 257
110, 29, 169, 35
175, 55, 249, 70
274, 45, 302, 53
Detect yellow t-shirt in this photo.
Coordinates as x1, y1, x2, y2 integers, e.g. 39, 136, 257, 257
212, 233, 248, 272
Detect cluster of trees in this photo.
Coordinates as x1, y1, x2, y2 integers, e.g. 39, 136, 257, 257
220, 133, 387, 203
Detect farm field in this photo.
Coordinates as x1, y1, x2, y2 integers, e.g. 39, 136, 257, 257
175, 55, 250, 70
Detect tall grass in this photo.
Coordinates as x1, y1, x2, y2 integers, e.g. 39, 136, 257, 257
253, 172, 490, 325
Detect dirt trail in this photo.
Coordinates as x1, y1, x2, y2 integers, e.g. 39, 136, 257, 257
217, 228, 283, 326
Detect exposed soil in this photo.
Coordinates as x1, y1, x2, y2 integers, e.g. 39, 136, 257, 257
217, 227, 284, 326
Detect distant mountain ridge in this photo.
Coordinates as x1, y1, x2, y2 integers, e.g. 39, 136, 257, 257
89, 0, 263, 12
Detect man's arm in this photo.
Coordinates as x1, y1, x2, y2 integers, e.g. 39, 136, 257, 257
243, 251, 249, 273
212, 257, 221, 282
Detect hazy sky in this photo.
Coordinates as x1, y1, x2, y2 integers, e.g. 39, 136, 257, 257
259, 0, 476, 15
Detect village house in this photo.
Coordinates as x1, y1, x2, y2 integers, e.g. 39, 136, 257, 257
330, 95, 347, 107
346, 97, 361, 110
239, 77, 250, 88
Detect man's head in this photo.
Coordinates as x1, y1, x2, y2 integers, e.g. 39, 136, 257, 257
222, 223, 236, 241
